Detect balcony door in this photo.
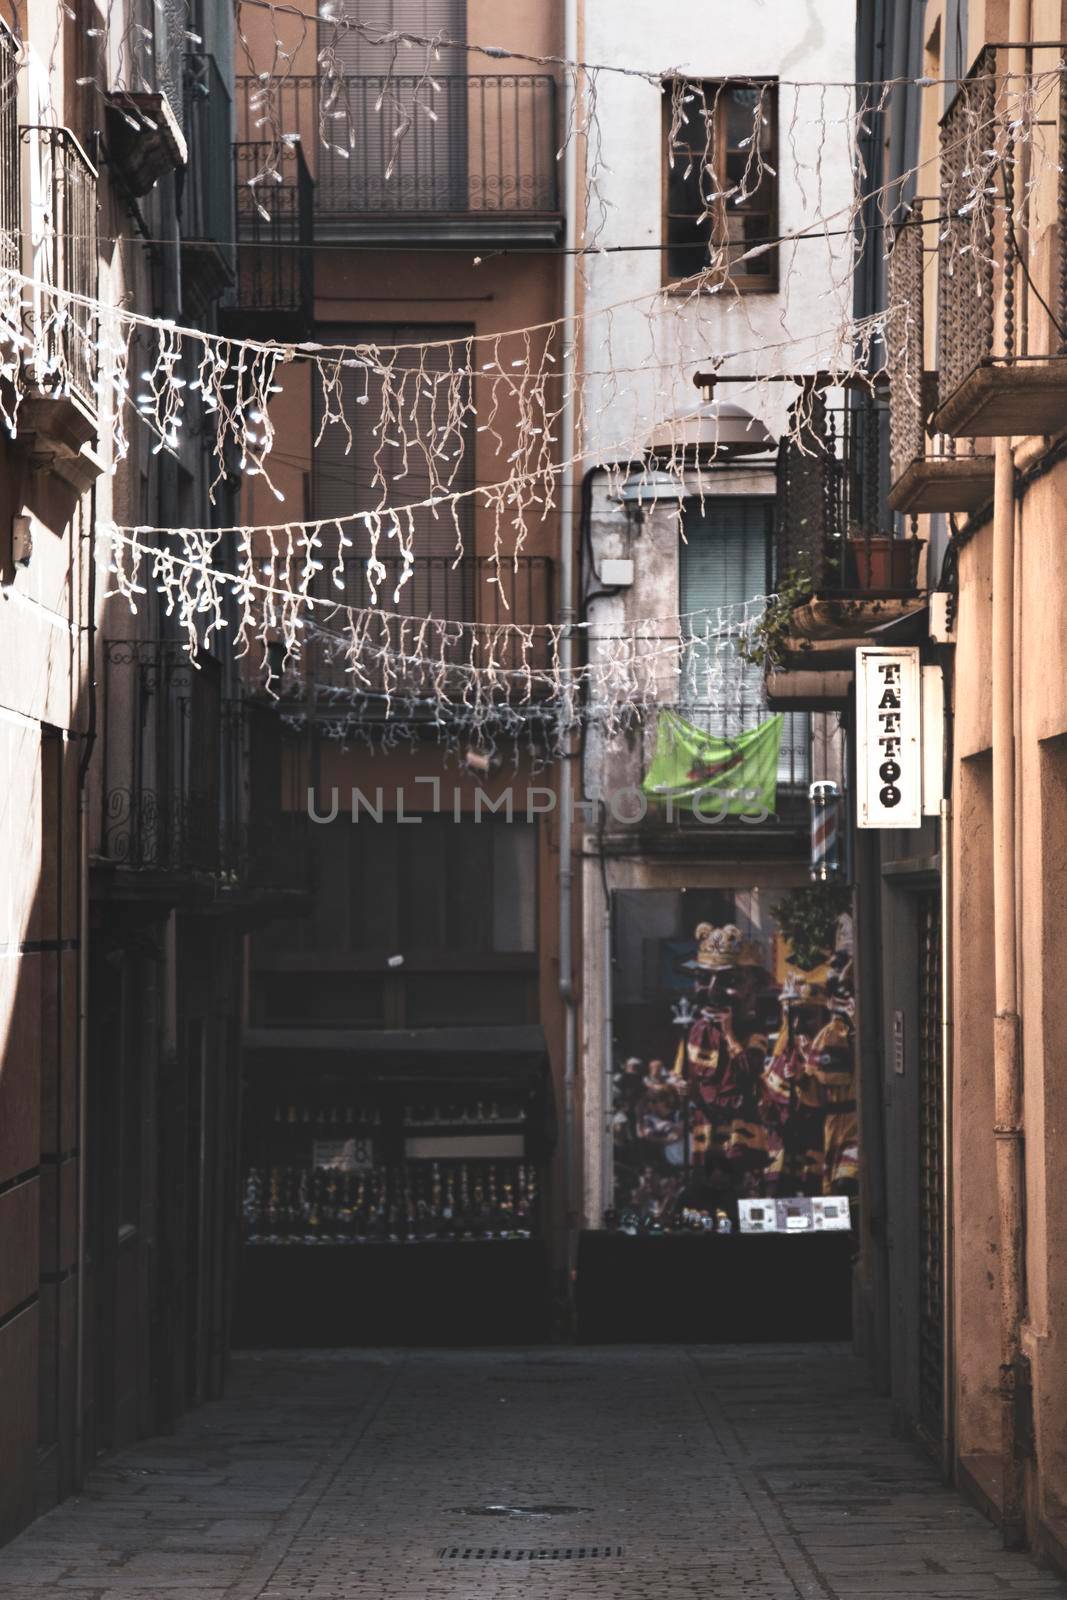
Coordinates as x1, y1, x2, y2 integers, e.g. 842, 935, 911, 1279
312, 322, 475, 621
678, 497, 808, 787
322, 1, 467, 214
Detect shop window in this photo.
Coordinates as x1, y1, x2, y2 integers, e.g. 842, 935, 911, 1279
664, 79, 778, 287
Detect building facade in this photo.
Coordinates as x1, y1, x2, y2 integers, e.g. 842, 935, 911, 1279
228, 0, 570, 1341
574, 0, 860, 1256
842, 0, 1067, 1569
0, 0, 299, 1542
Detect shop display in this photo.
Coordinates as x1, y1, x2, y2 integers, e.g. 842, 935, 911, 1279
611, 885, 857, 1231
241, 1069, 550, 1259
242, 1160, 539, 1244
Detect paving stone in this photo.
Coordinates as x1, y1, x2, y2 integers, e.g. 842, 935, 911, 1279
0, 1345, 1064, 1598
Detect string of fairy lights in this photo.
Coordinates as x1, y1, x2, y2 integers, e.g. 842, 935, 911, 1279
2, 4, 1063, 752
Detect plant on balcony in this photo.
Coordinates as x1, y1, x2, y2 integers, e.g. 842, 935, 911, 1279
737, 564, 813, 670
771, 883, 852, 973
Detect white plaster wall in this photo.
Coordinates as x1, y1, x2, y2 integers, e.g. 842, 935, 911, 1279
575, 0, 857, 1224
579, 0, 858, 459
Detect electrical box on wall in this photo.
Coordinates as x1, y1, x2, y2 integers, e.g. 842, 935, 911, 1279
11, 513, 33, 568
599, 558, 634, 587
928, 591, 956, 643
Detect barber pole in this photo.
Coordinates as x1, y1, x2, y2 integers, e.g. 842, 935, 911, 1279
809, 780, 844, 882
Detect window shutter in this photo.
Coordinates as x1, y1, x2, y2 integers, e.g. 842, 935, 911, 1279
331, 1, 465, 72
325, 0, 467, 210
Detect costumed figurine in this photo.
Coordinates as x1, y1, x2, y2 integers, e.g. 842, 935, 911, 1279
684, 923, 774, 1192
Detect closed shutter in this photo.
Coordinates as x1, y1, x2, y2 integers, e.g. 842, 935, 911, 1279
678, 498, 808, 784
331, 1, 465, 71
312, 323, 475, 618
323, 1, 467, 212
917, 890, 944, 1449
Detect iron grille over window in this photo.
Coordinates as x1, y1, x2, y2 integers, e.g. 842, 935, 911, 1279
19, 126, 99, 412
664, 79, 777, 286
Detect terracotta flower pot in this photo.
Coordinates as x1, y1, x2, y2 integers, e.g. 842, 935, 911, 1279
848, 536, 919, 591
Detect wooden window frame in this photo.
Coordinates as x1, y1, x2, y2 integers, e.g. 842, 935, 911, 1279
662, 77, 779, 293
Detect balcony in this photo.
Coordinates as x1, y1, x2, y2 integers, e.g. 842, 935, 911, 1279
581, 699, 839, 860
96, 640, 224, 885
16, 126, 102, 488
654, 703, 815, 827
767, 387, 923, 705
235, 74, 562, 244
222, 141, 314, 341
180, 53, 235, 304
886, 201, 994, 514
248, 555, 555, 727
96, 641, 313, 905
102, 0, 186, 194
934, 42, 1067, 437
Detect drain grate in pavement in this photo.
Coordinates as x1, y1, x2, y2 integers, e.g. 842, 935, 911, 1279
438, 1546, 623, 1562
451, 1504, 589, 1518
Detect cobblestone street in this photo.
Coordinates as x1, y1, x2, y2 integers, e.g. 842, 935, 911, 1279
0, 1344, 1064, 1600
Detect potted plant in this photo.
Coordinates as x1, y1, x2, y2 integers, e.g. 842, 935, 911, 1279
847, 529, 922, 591
737, 565, 813, 671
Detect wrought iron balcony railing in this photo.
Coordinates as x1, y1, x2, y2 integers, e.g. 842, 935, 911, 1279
100, 642, 313, 893
228, 140, 314, 334
0, 22, 17, 283
242, 555, 555, 718
935, 41, 1067, 435
99, 639, 224, 876
885, 201, 994, 514
19, 126, 98, 415
235, 74, 560, 236
633, 700, 830, 832
775, 390, 922, 598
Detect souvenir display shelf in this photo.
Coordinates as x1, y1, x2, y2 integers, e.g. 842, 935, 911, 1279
242, 1090, 543, 1246
234, 1048, 553, 1346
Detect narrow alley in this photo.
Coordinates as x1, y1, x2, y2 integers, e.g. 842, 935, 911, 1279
0, 1345, 1062, 1600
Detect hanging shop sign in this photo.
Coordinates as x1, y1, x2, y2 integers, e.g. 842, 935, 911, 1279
855, 647, 925, 829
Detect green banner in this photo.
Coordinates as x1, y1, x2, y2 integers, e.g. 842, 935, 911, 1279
642, 710, 784, 818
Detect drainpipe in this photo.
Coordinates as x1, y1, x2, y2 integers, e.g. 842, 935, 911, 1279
940, 793, 954, 1479
558, 0, 580, 1275
994, 1, 1032, 1542
74, 480, 98, 1489
991, 434, 1025, 1545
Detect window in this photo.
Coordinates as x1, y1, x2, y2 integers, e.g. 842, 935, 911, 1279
312, 322, 474, 557
678, 498, 808, 786
664, 79, 777, 288
320, 1, 467, 212
290, 815, 538, 956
